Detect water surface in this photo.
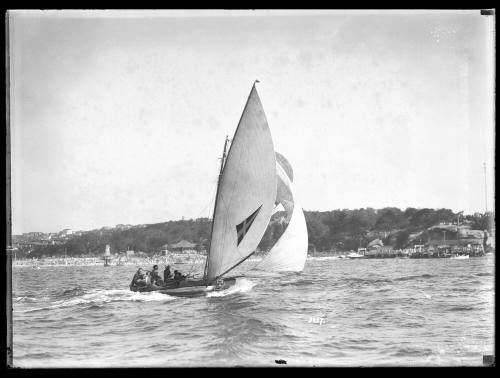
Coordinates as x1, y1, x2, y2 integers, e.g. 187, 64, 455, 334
12, 255, 494, 367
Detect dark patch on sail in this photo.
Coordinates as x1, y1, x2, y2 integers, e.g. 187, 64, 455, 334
236, 205, 262, 245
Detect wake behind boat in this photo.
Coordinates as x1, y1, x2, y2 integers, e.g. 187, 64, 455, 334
129, 81, 278, 297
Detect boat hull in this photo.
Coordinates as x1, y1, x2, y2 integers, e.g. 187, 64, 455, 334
347, 253, 365, 259
450, 255, 470, 260
130, 277, 237, 297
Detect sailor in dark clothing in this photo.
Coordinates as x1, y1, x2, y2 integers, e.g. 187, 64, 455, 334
173, 270, 186, 287
130, 268, 148, 289
164, 265, 172, 282
150, 265, 163, 286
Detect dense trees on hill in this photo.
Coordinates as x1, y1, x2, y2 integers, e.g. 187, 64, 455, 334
28, 218, 212, 258
26, 209, 494, 257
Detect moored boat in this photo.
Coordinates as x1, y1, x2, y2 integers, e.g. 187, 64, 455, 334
347, 252, 365, 259
450, 255, 470, 260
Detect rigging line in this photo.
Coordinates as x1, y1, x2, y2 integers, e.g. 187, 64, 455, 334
244, 254, 262, 273
216, 250, 258, 281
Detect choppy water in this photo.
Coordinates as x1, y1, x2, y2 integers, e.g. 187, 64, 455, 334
12, 255, 495, 367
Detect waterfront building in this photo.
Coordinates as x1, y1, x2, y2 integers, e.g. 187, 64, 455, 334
169, 240, 197, 253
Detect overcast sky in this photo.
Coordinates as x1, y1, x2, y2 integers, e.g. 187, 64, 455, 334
9, 10, 495, 234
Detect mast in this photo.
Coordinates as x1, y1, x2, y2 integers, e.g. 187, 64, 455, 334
484, 162, 488, 213
203, 135, 229, 283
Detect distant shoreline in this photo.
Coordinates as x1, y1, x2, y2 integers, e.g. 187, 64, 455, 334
11, 251, 352, 268
12, 255, 206, 268
11, 248, 493, 268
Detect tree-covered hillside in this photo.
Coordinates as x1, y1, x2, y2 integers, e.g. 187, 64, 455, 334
26, 208, 494, 257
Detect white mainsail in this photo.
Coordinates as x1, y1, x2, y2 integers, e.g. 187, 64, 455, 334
258, 154, 308, 271
207, 84, 277, 282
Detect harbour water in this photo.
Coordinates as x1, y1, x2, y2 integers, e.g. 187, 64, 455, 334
12, 255, 494, 367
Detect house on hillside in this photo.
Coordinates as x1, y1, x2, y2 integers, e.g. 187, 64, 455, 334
367, 238, 384, 250
115, 224, 133, 230
364, 238, 396, 257
59, 229, 73, 237
365, 238, 384, 256
169, 240, 197, 253
22, 232, 45, 239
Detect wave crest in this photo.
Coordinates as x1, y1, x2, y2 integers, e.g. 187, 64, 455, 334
15, 289, 175, 313
207, 278, 256, 297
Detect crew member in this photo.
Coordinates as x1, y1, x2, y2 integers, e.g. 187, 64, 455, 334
150, 264, 163, 286
164, 265, 172, 282
130, 268, 147, 289
173, 270, 186, 287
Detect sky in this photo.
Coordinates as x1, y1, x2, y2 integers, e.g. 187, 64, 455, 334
9, 10, 495, 234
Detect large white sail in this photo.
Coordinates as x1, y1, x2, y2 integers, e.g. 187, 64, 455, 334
259, 156, 308, 271
207, 84, 277, 281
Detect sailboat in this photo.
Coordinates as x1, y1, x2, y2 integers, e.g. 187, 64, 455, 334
130, 81, 277, 297
450, 254, 469, 260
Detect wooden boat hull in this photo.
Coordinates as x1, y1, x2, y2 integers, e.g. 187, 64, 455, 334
130, 277, 237, 297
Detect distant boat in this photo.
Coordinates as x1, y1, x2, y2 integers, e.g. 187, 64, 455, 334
450, 255, 469, 260
130, 81, 278, 297
347, 252, 365, 259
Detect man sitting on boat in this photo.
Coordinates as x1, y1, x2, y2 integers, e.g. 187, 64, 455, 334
173, 270, 186, 287
150, 265, 163, 286
164, 265, 172, 282
130, 268, 148, 289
